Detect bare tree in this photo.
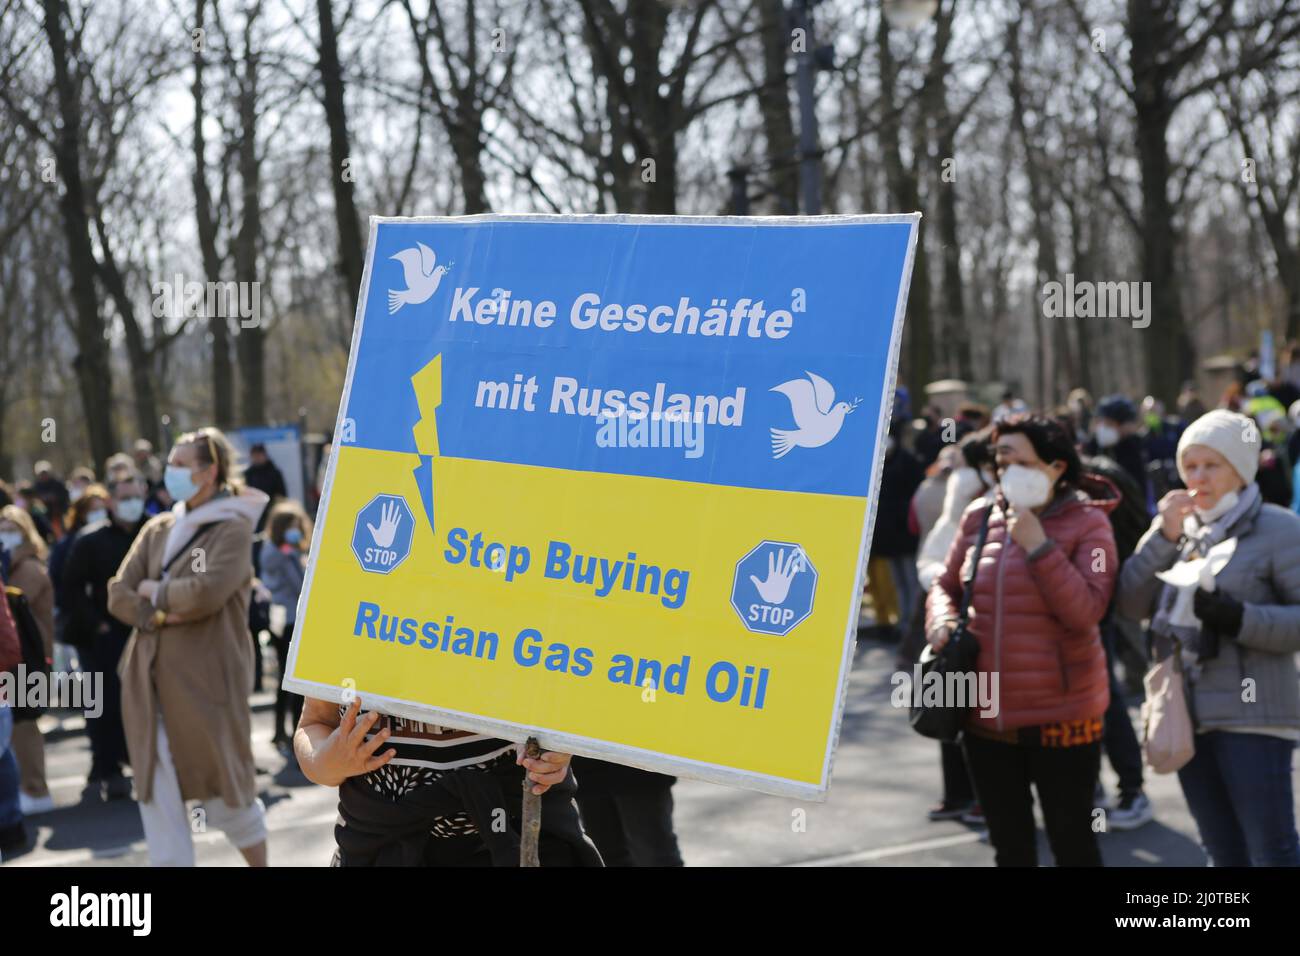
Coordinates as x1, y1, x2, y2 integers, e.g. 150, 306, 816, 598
315, 0, 365, 313
1066, 0, 1300, 401
1224, 61, 1300, 341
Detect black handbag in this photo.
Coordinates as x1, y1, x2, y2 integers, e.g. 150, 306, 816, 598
909, 504, 993, 742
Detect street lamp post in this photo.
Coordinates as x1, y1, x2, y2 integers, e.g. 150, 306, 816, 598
729, 0, 937, 217
728, 166, 752, 215
787, 0, 938, 216
790, 0, 827, 215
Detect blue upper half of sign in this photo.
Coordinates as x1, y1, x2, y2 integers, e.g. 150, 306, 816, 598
342, 216, 915, 498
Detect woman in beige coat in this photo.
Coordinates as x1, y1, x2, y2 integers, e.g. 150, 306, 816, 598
108, 428, 270, 866
0, 505, 56, 815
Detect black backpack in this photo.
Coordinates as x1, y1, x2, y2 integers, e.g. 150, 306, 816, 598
5, 586, 49, 722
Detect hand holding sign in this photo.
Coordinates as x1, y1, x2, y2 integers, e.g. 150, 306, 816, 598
515, 742, 572, 796
367, 500, 402, 548
298, 697, 395, 788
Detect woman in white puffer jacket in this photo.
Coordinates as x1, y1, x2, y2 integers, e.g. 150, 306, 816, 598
917, 431, 996, 590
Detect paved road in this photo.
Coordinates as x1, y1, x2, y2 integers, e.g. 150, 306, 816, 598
7, 636, 1292, 867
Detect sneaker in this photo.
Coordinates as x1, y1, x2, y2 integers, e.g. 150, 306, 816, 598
19, 792, 55, 816
960, 803, 986, 826
1107, 792, 1154, 830
856, 624, 901, 644
103, 774, 133, 801
80, 779, 105, 803
0, 822, 30, 859
927, 801, 970, 822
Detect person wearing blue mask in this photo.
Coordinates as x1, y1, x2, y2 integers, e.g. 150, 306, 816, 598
259, 500, 312, 750
61, 472, 150, 801
108, 427, 271, 866
47, 483, 112, 641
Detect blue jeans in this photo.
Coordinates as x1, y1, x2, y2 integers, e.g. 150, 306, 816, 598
0, 707, 22, 829
887, 556, 920, 634
1177, 731, 1300, 866
1101, 617, 1143, 796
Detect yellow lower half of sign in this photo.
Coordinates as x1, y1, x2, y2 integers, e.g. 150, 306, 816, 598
291, 444, 868, 791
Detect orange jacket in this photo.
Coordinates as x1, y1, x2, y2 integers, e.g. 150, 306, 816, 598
926, 475, 1118, 732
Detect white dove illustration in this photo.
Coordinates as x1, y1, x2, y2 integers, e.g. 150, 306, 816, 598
770, 371, 860, 459
388, 242, 451, 314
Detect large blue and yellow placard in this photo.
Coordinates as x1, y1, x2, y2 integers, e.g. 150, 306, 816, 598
286, 213, 919, 799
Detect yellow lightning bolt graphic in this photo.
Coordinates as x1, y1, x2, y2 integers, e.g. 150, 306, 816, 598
411, 353, 442, 456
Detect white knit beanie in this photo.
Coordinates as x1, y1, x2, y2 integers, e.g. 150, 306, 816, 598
1176, 409, 1259, 485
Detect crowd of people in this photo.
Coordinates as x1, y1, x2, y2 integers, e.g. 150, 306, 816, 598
0, 434, 315, 863
870, 357, 1300, 867
0, 429, 678, 867
2, 352, 1299, 867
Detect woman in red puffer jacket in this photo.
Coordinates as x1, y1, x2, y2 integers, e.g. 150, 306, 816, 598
1, 584, 27, 856
926, 414, 1118, 867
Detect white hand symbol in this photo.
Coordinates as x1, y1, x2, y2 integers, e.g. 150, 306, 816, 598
750, 548, 803, 605
366, 500, 401, 548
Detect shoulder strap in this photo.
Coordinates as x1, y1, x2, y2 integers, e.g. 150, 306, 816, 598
956, 504, 994, 626
163, 523, 219, 576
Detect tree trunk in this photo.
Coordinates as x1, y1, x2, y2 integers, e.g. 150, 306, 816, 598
1066, 196, 1094, 393
927, 2, 970, 380
645, 132, 678, 214
579, 0, 683, 215
934, 148, 970, 380
1132, 99, 1191, 402
192, 0, 233, 427
450, 119, 489, 214
235, 11, 265, 426
756, 0, 797, 215
401, 0, 490, 215
42, 0, 117, 467
877, 12, 932, 392
602, 81, 635, 212
1129, 0, 1194, 403
316, 0, 366, 313
92, 215, 160, 447
1008, 11, 1070, 405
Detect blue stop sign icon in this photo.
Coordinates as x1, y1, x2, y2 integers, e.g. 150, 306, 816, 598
351, 494, 415, 574
730, 540, 818, 636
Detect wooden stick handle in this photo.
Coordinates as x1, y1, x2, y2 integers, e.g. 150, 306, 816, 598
520, 736, 542, 867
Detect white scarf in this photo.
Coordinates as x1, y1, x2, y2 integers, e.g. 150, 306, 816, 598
1152, 482, 1259, 658
161, 486, 270, 570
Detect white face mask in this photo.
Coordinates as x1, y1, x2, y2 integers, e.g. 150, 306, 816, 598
114, 497, 145, 524
1193, 488, 1240, 523
0, 531, 23, 553
1094, 423, 1120, 448
1000, 463, 1054, 509
86, 509, 109, 526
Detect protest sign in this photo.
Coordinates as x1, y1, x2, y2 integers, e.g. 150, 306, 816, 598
285, 213, 919, 799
